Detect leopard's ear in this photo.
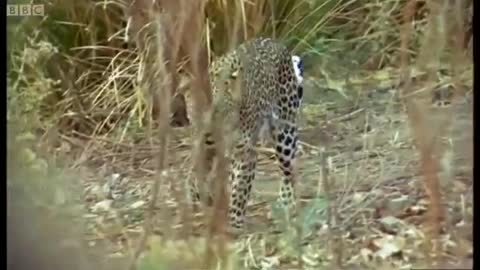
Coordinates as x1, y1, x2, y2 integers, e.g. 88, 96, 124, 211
229, 68, 243, 103
291, 55, 304, 85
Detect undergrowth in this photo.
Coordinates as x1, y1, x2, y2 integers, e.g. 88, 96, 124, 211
8, 0, 438, 139
7, 0, 473, 269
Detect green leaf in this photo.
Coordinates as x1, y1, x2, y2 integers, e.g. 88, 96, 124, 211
21, 148, 37, 164
299, 196, 328, 236
15, 132, 36, 142
270, 200, 294, 229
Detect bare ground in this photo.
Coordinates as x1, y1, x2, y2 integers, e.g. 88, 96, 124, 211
77, 70, 473, 269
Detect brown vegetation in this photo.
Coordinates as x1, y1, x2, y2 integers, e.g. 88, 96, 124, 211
7, 0, 472, 269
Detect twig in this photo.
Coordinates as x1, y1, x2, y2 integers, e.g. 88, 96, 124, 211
320, 144, 343, 267
299, 141, 321, 151
329, 108, 365, 122
399, 0, 449, 265
127, 5, 172, 270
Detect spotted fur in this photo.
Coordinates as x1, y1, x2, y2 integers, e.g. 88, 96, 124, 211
186, 37, 304, 230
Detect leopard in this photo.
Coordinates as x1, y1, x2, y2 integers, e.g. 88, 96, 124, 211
185, 37, 304, 230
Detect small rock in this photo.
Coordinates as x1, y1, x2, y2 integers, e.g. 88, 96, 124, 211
379, 216, 406, 233
386, 194, 410, 213
91, 200, 113, 213
130, 200, 146, 209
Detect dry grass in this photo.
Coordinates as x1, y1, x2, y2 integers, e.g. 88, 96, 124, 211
7, 0, 473, 269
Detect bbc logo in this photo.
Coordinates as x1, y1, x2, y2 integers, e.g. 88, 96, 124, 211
7, 4, 45, 16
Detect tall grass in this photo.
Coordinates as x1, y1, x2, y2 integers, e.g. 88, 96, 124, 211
8, 0, 438, 139
7, 0, 472, 269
